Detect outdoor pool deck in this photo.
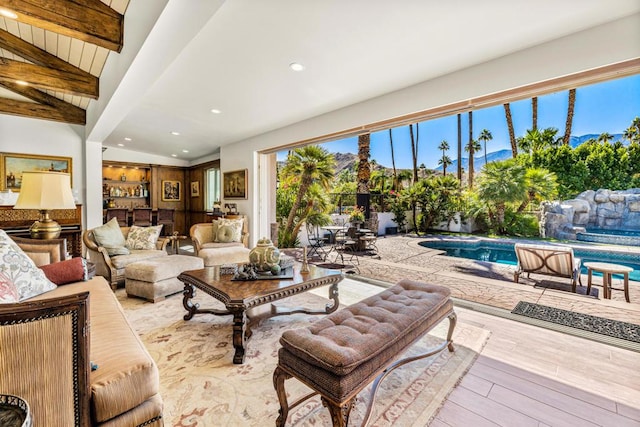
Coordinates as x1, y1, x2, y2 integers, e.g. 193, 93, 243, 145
351, 234, 640, 326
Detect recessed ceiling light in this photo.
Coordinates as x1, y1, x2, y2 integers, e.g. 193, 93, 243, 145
171, 154, 177, 157
15, 80, 28, 86
171, 131, 180, 136
182, 149, 189, 153
0, 9, 18, 19
289, 62, 305, 72
117, 143, 124, 147
124, 137, 132, 141
210, 109, 221, 114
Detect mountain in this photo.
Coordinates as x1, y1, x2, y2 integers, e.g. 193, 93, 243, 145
435, 133, 625, 172
568, 133, 623, 147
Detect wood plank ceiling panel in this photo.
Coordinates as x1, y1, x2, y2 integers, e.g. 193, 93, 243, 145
0, 0, 128, 123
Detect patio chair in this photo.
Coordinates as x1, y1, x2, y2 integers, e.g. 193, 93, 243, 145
333, 228, 359, 272
514, 243, 582, 292
306, 222, 328, 261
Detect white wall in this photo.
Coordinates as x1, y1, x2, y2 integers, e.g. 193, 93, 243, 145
0, 115, 85, 197
220, 14, 640, 243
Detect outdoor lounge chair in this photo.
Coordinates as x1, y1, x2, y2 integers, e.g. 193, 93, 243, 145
513, 243, 582, 292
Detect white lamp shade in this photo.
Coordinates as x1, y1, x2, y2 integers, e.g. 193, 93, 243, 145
14, 171, 76, 210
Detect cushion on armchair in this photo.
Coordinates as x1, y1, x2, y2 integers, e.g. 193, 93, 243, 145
125, 225, 163, 250
0, 230, 56, 302
93, 217, 130, 256
40, 257, 88, 285
215, 218, 243, 243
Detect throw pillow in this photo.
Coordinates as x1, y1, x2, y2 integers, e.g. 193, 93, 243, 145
0, 272, 19, 303
125, 225, 163, 250
93, 217, 129, 256
40, 257, 88, 285
0, 229, 56, 301
216, 225, 237, 243
215, 218, 243, 243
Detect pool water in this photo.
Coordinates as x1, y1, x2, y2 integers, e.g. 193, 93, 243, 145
420, 240, 640, 282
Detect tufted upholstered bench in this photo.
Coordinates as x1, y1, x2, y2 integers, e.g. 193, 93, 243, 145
273, 279, 456, 427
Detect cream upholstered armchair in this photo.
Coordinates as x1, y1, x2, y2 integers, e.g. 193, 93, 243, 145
83, 220, 169, 290
190, 215, 251, 267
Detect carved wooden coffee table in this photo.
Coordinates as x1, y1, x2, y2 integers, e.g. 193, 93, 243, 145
178, 265, 343, 364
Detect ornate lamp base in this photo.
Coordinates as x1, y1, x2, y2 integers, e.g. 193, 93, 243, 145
29, 210, 61, 239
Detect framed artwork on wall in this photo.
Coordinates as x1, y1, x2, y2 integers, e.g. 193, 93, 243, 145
190, 181, 200, 197
1, 153, 72, 191
162, 180, 181, 201
223, 169, 247, 199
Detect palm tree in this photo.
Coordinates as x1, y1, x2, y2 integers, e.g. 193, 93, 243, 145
438, 140, 450, 175
388, 128, 398, 190
476, 160, 527, 234
478, 129, 493, 166
597, 132, 614, 144
457, 114, 462, 181
517, 168, 558, 213
622, 117, 640, 144
438, 155, 452, 175
409, 123, 420, 183
563, 88, 576, 145
465, 139, 481, 188
504, 103, 517, 157
281, 145, 335, 242
357, 133, 371, 216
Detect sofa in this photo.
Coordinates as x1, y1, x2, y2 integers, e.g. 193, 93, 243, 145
0, 236, 163, 426
190, 215, 251, 267
84, 218, 170, 290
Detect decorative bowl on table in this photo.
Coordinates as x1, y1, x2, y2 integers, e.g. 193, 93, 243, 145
0, 394, 31, 427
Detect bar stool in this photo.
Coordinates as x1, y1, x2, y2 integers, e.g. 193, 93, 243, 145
106, 208, 128, 227
132, 207, 153, 226
156, 208, 175, 236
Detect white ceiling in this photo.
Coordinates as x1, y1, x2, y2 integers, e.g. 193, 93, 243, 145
96, 0, 640, 162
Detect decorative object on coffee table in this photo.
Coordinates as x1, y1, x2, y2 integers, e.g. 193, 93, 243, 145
249, 237, 280, 273
0, 394, 31, 427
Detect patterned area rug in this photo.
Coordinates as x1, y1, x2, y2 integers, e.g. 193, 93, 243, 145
512, 301, 640, 343
120, 284, 489, 426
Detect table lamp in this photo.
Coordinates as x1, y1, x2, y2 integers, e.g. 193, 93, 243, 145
13, 171, 76, 239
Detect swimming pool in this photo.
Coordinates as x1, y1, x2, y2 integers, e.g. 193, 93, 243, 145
577, 228, 640, 246
419, 240, 640, 281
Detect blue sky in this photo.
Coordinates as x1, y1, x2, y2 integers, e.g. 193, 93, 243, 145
278, 74, 640, 169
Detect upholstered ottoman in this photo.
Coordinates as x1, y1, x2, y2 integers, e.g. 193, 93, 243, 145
125, 255, 204, 302
198, 245, 251, 267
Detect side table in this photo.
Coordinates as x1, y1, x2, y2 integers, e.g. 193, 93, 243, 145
584, 262, 633, 302
166, 231, 187, 254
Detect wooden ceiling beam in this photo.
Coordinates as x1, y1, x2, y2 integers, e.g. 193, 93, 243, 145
0, 81, 86, 124
0, 96, 85, 125
0, 58, 98, 98
0, 0, 123, 52
0, 29, 89, 75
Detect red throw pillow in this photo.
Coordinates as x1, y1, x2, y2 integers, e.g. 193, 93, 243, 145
40, 257, 88, 285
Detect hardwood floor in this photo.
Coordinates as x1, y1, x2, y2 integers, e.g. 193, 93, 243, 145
433, 307, 640, 427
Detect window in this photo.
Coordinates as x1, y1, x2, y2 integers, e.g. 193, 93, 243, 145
205, 167, 221, 210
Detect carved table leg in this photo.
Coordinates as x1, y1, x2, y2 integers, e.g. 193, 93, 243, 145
325, 282, 340, 314
273, 366, 292, 427
321, 396, 354, 427
446, 311, 457, 352
232, 309, 248, 364
182, 283, 199, 320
